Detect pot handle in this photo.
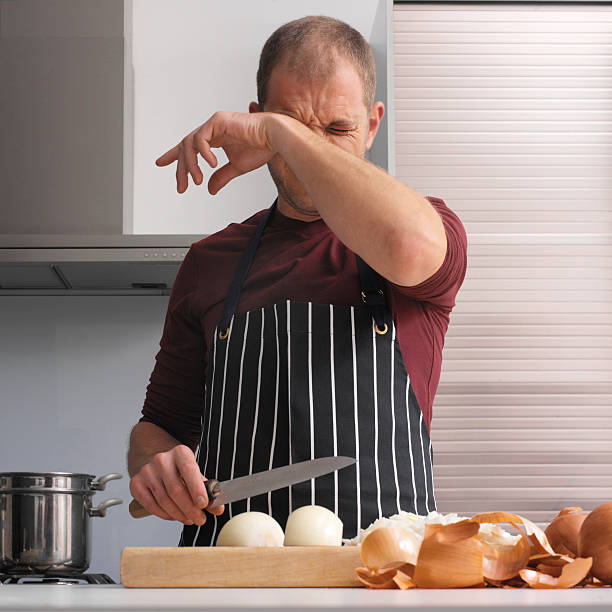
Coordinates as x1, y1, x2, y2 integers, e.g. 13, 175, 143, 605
90, 473, 123, 491
88, 498, 123, 517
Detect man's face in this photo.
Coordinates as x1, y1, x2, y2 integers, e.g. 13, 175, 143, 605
251, 56, 384, 219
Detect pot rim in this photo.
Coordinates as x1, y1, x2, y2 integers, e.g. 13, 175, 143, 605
0, 473, 98, 494
0, 472, 95, 478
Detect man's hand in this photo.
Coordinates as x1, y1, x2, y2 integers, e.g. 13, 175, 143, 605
129, 444, 225, 526
155, 111, 276, 196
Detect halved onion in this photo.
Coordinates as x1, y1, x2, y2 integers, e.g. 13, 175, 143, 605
283, 505, 343, 546
216, 511, 284, 546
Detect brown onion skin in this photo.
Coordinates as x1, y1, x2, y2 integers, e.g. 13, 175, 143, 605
577, 502, 612, 584
545, 509, 587, 556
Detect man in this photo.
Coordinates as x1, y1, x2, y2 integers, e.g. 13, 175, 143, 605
128, 15, 467, 546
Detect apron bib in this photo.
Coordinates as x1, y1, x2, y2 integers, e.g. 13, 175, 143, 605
181, 200, 435, 546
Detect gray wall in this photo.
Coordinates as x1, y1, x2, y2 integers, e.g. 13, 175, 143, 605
0, 0, 124, 235
0, 297, 181, 581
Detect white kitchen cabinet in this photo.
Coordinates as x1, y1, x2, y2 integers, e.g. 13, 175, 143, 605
125, 0, 394, 235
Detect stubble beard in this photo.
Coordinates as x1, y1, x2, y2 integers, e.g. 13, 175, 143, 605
266, 141, 369, 218
267, 160, 320, 218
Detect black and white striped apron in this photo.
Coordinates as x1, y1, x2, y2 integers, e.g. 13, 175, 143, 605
181, 199, 436, 546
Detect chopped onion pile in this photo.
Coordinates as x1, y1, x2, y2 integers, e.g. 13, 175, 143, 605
353, 505, 612, 589
345, 510, 522, 548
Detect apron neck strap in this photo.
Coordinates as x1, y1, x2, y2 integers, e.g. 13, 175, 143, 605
217, 198, 390, 336
218, 199, 278, 335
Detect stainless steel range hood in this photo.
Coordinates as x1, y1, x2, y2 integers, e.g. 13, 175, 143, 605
0, 1, 203, 296
0, 234, 202, 296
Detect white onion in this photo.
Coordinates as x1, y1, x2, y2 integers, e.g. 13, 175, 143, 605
284, 505, 343, 546
216, 511, 284, 547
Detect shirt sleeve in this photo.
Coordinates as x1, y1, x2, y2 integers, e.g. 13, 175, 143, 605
387, 196, 468, 311
139, 246, 206, 451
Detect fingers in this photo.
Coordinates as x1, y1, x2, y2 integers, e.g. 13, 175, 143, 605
176, 148, 188, 194
170, 134, 216, 194
129, 478, 171, 521
129, 445, 227, 526
155, 450, 207, 525
208, 503, 225, 516
146, 454, 194, 524
149, 476, 195, 525
208, 162, 242, 195
155, 144, 180, 167
185, 140, 204, 187
175, 448, 209, 517
131, 448, 206, 525
164, 469, 207, 526
193, 132, 218, 169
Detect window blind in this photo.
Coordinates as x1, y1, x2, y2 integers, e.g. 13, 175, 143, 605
393, 2, 612, 525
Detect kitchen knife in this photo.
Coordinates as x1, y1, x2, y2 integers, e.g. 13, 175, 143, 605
129, 456, 356, 519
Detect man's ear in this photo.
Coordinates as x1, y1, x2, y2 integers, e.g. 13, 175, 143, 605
249, 101, 261, 113
365, 101, 385, 151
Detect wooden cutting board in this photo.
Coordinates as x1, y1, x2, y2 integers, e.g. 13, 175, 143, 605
121, 545, 363, 588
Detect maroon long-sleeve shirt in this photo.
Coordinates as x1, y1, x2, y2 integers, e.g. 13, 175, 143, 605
140, 196, 467, 449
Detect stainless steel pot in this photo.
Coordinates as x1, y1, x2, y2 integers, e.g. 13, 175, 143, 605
0, 472, 123, 575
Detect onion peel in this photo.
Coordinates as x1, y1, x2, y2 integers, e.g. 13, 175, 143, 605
477, 532, 531, 582
356, 566, 399, 589
527, 552, 573, 567
536, 563, 564, 577
393, 569, 416, 590
360, 526, 419, 570
356, 563, 415, 590
413, 520, 484, 589
471, 511, 555, 555
519, 557, 593, 589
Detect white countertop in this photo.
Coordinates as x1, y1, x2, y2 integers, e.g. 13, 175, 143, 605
0, 586, 611, 612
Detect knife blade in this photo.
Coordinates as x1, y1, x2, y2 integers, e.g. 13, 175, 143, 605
129, 456, 356, 518
207, 456, 356, 508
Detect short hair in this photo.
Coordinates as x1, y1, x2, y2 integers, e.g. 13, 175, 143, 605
256, 15, 376, 112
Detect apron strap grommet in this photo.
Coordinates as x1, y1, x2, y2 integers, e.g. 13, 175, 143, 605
374, 322, 388, 335
361, 289, 384, 304
218, 328, 229, 340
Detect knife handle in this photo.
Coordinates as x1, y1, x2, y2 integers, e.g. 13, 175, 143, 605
129, 479, 220, 519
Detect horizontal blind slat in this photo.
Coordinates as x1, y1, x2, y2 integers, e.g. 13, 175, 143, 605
436, 476, 612, 487
436, 464, 612, 476
435, 417, 612, 429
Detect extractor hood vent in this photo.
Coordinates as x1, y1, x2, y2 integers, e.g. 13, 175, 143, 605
0, 235, 203, 296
